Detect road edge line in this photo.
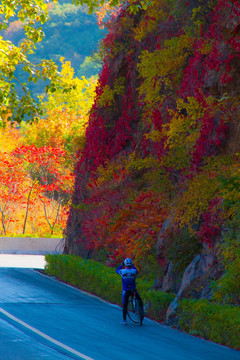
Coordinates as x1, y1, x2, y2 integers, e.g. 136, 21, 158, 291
0, 307, 94, 360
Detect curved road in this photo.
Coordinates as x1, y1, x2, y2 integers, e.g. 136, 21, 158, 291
0, 268, 239, 360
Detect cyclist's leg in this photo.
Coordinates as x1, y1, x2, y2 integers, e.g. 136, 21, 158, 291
122, 290, 131, 321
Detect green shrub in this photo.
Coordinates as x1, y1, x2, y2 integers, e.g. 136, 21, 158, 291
164, 228, 202, 273
45, 254, 122, 304
143, 290, 175, 322
179, 299, 240, 350
213, 226, 240, 305
45, 254, 173, 320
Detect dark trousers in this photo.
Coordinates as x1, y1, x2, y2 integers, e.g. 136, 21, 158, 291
122, 289, 143, 321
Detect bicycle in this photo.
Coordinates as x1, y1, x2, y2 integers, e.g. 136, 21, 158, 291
127, 290, 144, 325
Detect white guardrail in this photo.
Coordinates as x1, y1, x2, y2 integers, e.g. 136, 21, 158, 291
0, 237, 64, 255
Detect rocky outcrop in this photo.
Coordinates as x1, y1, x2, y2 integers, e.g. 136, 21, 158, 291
166, 252, 224, 324
161, 261, 183, 294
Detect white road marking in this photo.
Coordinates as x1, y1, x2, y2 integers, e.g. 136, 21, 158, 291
0, 307, 94, 360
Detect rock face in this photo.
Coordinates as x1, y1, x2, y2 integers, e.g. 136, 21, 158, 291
165, 253, 224, 324
153, 261, 182, 294
177, 254, 216, 296
64, 0, 240, 310
161, 261, 182, 293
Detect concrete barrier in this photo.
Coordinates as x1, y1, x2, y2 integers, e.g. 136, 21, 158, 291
0, 237, 64, 255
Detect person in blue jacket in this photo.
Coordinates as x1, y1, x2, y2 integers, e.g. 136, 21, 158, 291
116, 258, 144, 325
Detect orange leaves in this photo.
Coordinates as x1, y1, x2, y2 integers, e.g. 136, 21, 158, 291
0, 123, 21, 152
105, 190, 167, 262
96, 2, 117, 29
0, 150, 28, 234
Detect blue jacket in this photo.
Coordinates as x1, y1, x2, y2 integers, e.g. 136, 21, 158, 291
116, 265, 138, 291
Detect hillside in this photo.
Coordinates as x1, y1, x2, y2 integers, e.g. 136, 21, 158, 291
64, 0, 240, 317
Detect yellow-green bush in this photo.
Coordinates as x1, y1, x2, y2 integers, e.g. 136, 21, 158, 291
213, 222, 240, 305
45, 254, 122, 304
179, 299, 240, 350
143, 290, 175, 322
45, 254, 173, 320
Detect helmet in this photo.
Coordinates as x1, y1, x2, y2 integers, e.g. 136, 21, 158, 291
124, 258, 133, 267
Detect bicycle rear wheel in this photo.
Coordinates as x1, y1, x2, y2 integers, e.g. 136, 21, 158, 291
127, 298, 143, 324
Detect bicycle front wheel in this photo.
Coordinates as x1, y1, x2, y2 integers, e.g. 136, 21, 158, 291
127, 298, 142, 324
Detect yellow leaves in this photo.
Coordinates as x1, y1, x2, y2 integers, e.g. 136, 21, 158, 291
0, 123, 21, 152
166, 98, 202, 147
173, 156, 235, 233
138, 34, 194, 107
217, 158, 240, 219
42, 58, 97, 117
133, 0, 169, 42
97, 84, 115, 108
0, 37, 22, 69
95, 156, 128, 187
126, 152, 160, 172
155, 96, 206, 170
128, 0, 151, 13
175, 172, 220, 232
145, 129, 162, 143
21, 108, 88, 167
21, 59, 97, 164
177, 97, 204, 120
98, 77, 126, 108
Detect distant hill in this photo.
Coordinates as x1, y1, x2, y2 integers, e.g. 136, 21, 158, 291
36, 0, 105, 74
3, 0, 105, 96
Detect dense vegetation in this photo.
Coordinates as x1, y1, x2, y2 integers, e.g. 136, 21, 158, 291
0, 0, 239, 347
64, 0, 240, 319
0, 0, 100, 235
0, 60, 96, 237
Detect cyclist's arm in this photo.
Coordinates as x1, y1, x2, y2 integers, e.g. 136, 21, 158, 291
132, 265, 139, 275
116, 264, 123, 274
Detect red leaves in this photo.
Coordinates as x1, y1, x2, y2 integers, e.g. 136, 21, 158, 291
0, 143, 73, 235
196, 198, 223, 246
68, 0, 240, 264
220, 73, 233, 84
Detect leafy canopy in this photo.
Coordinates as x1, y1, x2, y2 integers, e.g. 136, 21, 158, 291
73, 0, 151, 14
0, 0, 61, 123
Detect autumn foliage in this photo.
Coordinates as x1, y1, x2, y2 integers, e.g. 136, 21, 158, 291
0, 59, 95, 237
0, 125, 74, 236
65, 0, 240, 275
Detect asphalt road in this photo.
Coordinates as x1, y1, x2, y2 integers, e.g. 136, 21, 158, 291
0, 268, 240, 360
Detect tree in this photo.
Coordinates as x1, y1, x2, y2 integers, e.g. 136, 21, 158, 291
0, 0, 60, 123
73, 0, 150, 14
21, 59, 97, 164
78, 53, 103, 78
0, 151, 27, 234
13, 144, 74, 235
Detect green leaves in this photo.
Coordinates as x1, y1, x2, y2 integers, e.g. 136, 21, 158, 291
179, 299, 240, 349
72, 0, 151, 14
0, 0, 58, 123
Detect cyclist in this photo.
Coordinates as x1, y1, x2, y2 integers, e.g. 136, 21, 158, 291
116, 258, 144, 325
